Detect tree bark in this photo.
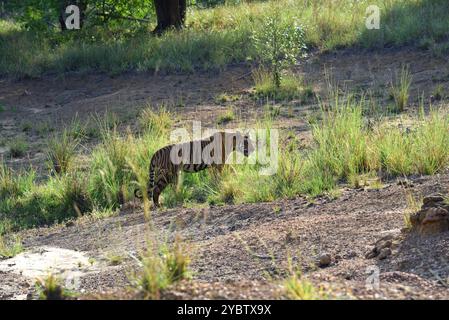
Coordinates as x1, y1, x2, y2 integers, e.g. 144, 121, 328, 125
153, 0, 186, 35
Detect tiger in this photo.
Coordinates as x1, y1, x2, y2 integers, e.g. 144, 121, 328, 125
135, 131, 255, 207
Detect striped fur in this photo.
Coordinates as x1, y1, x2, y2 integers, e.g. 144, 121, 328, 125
135, 131, 254, 207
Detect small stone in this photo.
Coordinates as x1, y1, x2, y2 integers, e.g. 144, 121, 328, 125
65, 221, 75, 228
377, 248, 392, 260
422, 195, 445, 206
316, 253, 332, 268
365, 249, 377, 259
375, 239, 392, 252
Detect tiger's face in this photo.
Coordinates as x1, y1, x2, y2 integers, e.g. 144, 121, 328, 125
236, 132, 255, 157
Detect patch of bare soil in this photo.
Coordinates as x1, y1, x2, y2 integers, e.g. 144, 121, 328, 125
0, 173, 447, 300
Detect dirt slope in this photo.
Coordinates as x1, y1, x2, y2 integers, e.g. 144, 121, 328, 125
1, 173, 448, 300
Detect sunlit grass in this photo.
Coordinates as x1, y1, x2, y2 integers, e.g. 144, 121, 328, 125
2, 0, 449, 76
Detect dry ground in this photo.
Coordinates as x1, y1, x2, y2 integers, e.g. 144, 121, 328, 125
1, 172, 448, 299
0, 47, 448, 299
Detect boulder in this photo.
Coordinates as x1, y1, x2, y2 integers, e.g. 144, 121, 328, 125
409, 194, 449, 236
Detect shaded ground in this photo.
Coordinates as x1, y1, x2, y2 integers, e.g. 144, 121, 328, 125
1, 173, 448, 300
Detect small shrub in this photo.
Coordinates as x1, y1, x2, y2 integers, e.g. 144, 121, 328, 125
284, 273, 329, 300
404, 190, 422, 230
21, 121, 32, 132
0, 235, 23, 259
215, 93, 240, 104
36, 122, 55, 136
106, 253, 124, 266
432, 84, 445, 101
284, 259, 329, 300
139, 106, 173, 135
0, 163, 35, 201
8, 138, 28, 158
252, 9, 306, 88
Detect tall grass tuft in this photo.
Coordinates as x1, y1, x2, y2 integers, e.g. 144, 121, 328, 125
46, 130, 79, 174
134, 235, 191, 299
36, 274, 69, 300
284, 258, 329, 300
390, 66, 412, 113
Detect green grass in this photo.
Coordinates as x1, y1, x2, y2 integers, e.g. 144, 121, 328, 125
46, 129, 79, 174
215, 93, 240, 104
216, 108, 235, 125
0, 234, 23, 259
389, 65, 412, 113
1, 94, 448, 232
284, 257, 330, 300
133, 235, 191, 299
7, 137, 28, 158
36, 274, 71, 300
253, 69, 312, 101
2, 0, 449, 77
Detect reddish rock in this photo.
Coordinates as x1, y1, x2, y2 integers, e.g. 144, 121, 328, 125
410, 194, 449, 236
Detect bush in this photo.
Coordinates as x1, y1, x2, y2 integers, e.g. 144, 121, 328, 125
252, 8, 306, 88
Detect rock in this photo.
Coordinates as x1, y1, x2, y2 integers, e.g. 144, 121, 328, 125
375, 239, 392, 252
65, 221, 75, 228
409, 194, 449, 236
365, 249, 377, 259
422, 194, 445, 209
366, 235, 395, 259
412, 207, 449, 235
397, 180, 414, 188
377, 248, 392, 260
316, 253, 332, 268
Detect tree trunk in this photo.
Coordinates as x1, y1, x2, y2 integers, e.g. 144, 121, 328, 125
153, 0, 186, 35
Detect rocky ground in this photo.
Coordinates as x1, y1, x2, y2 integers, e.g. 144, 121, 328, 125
1, 173, 448, 300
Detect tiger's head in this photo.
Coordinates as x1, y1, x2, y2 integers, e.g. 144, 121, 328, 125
234, 131, 255, 157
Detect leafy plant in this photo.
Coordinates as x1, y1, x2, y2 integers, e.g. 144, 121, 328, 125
252, 9, 306, 88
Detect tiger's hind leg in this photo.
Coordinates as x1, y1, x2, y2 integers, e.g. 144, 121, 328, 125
152, 173, 176, 207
